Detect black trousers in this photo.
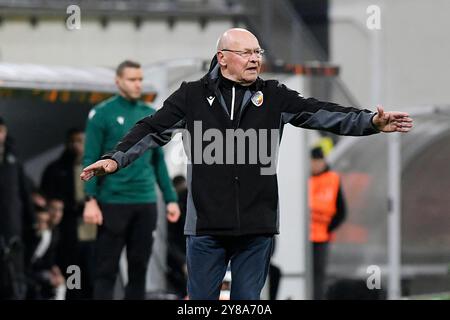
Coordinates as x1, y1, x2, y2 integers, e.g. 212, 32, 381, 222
94, 203, 157, 300
312, 242, 329, 300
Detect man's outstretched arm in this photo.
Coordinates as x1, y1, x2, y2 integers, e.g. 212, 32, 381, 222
81, 82, 188, 181
278, 83, 413, 136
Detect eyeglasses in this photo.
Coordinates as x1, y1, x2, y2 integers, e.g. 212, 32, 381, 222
220, 48, 265, 59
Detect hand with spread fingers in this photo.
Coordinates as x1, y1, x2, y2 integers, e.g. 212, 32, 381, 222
80, 159, 118, 181
372, 105, 413, 133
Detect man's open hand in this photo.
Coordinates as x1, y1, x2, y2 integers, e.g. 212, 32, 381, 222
372, 105, 413, 133
80, 159, 118, 181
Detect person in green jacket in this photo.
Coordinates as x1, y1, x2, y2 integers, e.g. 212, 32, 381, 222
82, 60, 180, 300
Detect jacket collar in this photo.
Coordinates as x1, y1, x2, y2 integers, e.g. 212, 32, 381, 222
202, 56, 265, 94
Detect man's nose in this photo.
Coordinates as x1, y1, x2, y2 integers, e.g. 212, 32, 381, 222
249, 53, 260, 62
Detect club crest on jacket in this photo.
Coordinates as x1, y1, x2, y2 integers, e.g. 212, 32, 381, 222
251, 91, 263, 107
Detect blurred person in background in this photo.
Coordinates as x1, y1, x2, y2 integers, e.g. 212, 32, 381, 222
0, 116, 35, 300
309, 146, 347, 300
80, 29, 413, 300
82, 60, 180, 300
47, 199, 64, 229
26, 206, 65, 300
41, 128, 95, 299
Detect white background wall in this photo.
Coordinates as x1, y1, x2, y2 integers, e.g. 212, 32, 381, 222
330, 0, 450, 109
0, 18, 231, 67
3, 2, 450, 112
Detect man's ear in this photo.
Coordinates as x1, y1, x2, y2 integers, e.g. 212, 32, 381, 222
217, 52, 227, 67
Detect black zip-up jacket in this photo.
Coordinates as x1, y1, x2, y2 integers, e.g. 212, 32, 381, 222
103, 57, 380, 236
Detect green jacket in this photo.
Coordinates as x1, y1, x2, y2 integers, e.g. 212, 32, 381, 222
83, 95, 177, 204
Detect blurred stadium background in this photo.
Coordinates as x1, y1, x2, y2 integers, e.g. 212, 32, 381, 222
1, 0, 450, 300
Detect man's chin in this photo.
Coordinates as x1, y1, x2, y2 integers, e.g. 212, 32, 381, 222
242, 76, 258, 85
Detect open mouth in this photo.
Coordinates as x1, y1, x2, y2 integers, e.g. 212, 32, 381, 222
246, 66, 258, 72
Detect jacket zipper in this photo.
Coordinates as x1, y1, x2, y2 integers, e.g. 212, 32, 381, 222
230, 85, 235, 120
231, 85, 241, 231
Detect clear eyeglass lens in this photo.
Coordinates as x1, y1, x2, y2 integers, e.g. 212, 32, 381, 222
243, 49, 264, 57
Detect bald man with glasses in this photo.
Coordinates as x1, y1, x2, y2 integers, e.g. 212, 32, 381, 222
81, 28, 412, 300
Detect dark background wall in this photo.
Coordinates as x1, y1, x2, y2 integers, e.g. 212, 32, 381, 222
0, 98, 91, 161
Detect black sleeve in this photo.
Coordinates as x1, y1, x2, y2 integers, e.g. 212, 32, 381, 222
328, 183, 347, 232
102, 82, 188, 169
278, 82, 380, 136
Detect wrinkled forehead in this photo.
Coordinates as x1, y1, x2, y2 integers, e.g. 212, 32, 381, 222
226, 32, 260, 50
